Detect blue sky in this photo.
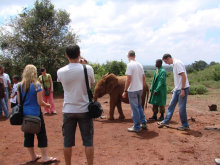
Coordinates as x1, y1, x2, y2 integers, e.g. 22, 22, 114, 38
0, 0, 220, 65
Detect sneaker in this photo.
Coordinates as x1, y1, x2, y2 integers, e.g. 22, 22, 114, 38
127, 127, 140, 133
52, 111, 57, 114
141, 123, 148, 130
177, 126, 190, 131
44, 112, 49, 115
215, 158, 220, 165
157, 121, 169, 128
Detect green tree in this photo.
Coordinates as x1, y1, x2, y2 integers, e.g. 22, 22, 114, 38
0, 0, 79, 78
191, 60, 208, 71
90, 63, 106, 77
209, 61, 219, 66
104, 60, 126, 76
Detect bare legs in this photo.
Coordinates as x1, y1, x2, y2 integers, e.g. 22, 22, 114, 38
85, 146, 94, 165
64, 146, 94, 165
27, 147, 38, 161
27, 147, 56, 162
64, 147, 72, 165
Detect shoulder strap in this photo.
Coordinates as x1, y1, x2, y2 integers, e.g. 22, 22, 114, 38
41, 75, 46, 89
83, 64, 93, 102
19, 84, 29, 106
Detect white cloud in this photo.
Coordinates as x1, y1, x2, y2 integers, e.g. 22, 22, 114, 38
0, 5, 23, 22
0, 0, 220, 64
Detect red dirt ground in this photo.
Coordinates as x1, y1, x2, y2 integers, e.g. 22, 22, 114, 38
0, 89, 220, 165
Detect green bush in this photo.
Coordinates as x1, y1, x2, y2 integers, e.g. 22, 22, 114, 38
201, 81, 220, 89
104, 60, 126, 76
167, 86, 173, 94
53, 82, 64, 96
188, 64, 220, 82
189, 85, 208, 95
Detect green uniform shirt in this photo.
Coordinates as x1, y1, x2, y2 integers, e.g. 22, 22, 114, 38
149, 67, 167, 106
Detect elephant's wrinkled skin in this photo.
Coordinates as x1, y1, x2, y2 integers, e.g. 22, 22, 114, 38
94, 73, 149, 120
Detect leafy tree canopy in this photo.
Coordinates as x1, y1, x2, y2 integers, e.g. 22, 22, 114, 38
0, 0, 79, 78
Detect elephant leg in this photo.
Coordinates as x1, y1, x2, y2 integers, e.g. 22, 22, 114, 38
142, 93, 146, 110
109, 99, 116, 120
116, 101, 125, 119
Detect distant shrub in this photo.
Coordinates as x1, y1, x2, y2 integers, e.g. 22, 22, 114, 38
145, 70, 154, 79
189, 85, 208, 95
213, 66, 220, 81
202, 81, 220, 89
167, 86, 173, 94
53, 82, 64, 96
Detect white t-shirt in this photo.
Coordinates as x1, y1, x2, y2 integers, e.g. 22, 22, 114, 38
0, 73, 11, 87
10, 83, 19, 103
57, 63, 95, 113
173, 59, 190, 90
125, 60, 144, 92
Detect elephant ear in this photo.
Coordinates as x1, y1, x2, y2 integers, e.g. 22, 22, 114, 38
105, 74, 118, 94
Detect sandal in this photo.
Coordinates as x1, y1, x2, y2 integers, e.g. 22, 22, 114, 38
43, 157, 57, 164
26, 155, 41, 163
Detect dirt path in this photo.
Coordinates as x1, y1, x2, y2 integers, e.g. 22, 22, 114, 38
0, 90, 220, 165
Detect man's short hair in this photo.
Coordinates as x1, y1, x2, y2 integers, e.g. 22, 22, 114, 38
128, 50, 135, 57
162, 54, 172, 60
41, 67, 45, 72
156, 59, 163, 66
66, 45, 80, 59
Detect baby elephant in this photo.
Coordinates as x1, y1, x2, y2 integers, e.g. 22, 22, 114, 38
94, 73, 149, 120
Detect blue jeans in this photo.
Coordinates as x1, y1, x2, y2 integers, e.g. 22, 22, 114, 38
0, 98, 8, 117
128, 90, 147, 130
0, 87, 9, 115
163, 88, 189, 127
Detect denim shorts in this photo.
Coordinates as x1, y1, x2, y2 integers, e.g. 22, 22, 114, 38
62, 113, 93, 147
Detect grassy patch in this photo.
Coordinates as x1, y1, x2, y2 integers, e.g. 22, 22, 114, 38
189, 85, 208, 95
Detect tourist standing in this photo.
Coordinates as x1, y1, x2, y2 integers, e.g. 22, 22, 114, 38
38, 68, 56, 114
17, 64, 57, 164
122, 50, 147, 132
57, 45, 95, 165
158, 54, 190, 130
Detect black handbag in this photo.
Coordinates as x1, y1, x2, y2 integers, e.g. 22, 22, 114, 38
83, 64, 103, 118
42, 75, 50, 96
9, 85, 28, 125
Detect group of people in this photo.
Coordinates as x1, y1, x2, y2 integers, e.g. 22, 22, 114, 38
0, 45, 94, 164
0, 66, 56, 118
1, 44, 192, 165
122, 51, 190, 133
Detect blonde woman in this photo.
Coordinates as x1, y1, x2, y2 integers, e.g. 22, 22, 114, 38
17, 64, 57, 164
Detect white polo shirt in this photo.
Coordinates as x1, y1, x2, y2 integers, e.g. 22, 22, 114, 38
125, 60, 144, 92
173, 59, 190, 90
57, 63, 95, 113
